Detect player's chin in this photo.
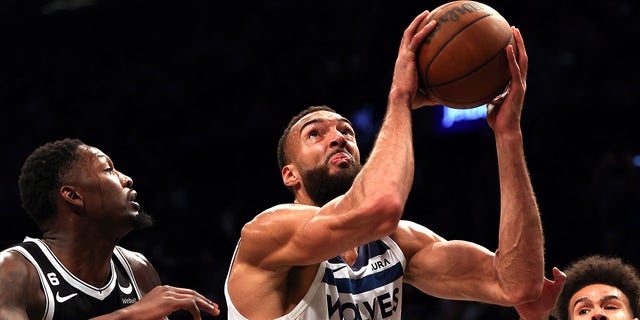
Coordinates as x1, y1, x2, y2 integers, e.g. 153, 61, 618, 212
132, 210, 155, 230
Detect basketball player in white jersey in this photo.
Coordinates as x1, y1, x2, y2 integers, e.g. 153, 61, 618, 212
225, 9, 544, 320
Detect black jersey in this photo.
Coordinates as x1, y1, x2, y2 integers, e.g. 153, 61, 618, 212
5, 237, 142, 320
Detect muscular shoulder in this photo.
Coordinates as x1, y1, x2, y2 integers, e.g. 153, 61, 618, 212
241, 203, 317, 238
0, 250, 43, 318
390, 220, 446, 259
115, 246, 161, 293
238, 203, 326, 266
251, 203, 317, 222
0, 250, 35, 288
117, 246, 152, 269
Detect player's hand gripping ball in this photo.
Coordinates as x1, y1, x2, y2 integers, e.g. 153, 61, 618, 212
417, 1, 517, 109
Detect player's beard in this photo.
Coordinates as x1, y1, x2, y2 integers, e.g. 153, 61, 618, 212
132, 208, 155, 230
301, 157, 362, 206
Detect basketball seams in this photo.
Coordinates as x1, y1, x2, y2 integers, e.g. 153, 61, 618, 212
431, 32, 513, 105
417, 0, 513, 108
429, 19, 510, 87
424, 13, 495, 87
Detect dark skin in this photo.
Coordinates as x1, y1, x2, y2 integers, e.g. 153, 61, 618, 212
0, 144, 219, 320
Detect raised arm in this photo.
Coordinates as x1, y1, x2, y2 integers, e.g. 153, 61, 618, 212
241, 10, 439, 268
488, 26, 544, 303
400, 27, 544, 306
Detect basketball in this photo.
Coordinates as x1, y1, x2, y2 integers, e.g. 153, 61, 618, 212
417, 1, 516, 109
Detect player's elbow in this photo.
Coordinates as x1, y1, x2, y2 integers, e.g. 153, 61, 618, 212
365, 193, 405, 234
501, 280, 543, 306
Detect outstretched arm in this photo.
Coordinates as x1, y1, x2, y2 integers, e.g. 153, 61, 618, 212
240, 9, 441, 269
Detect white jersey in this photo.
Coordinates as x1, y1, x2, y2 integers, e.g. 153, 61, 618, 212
225, 236, 406, 320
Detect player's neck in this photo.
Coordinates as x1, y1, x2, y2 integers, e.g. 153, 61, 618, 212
41, 236, 114, 286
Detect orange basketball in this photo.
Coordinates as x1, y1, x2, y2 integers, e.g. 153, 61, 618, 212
417, 1, 516, 109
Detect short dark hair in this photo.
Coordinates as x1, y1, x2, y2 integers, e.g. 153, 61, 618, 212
552, 254, 640, 320
276, 105, 337, 172
18, 138, 84, 226
276, 105, 338, 196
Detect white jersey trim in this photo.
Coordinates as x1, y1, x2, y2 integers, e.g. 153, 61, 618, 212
23, 237, 117, 300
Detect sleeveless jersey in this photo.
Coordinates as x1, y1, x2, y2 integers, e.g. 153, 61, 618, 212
3, 237, 143, 320
225, 236, 406, 320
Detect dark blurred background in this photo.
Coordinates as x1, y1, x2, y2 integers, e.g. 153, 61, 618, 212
1, 0, 639, 319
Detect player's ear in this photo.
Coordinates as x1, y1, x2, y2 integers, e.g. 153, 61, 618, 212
282, 164, 299, 188
60, 185, 83, 206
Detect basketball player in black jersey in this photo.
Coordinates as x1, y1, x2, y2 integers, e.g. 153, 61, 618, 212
0, 138, 219, 320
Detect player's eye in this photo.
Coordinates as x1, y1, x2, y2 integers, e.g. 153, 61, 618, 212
341, 129, 353, 136
577, 308, 591, 315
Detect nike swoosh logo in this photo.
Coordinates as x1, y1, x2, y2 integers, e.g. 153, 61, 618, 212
118, 282, 133, 294
331, 265, 348, 272
55, 292, 78, 303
